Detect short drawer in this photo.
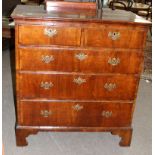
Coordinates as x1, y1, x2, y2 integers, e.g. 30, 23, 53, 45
83, 26, 147, 48
19, 73, 139, 100
19, 48, 143, 74
18, 101, 133, 127
18, 25, 81, 46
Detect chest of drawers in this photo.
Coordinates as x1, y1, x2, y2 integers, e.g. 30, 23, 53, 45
11, 5, 150, 147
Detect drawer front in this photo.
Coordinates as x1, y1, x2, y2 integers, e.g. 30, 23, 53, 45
83, 26, 147, 48
18, 25, 81, 46
19, 73, 139, 100
19, 48, 143, 74
19, 101, 133, 127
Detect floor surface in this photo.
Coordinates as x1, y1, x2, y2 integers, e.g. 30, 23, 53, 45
2, 49, 152, 155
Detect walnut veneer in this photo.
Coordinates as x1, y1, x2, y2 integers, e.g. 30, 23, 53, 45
11, 5, 150, 147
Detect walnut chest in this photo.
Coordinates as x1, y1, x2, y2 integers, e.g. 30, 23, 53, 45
11, 4, 150, 146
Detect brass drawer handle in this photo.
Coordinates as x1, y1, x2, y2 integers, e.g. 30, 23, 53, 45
44, 28, 57, 37
75, 53, 88, 61
108, 57, 120, 66
102, 111, 112, 118
104, 83, 116, 91
108, 32, 120, 40
72, 104, 83, 111
40, 110, 52, 117
40, 81, 53, 90
42, 55, 54, 64
73, 77, 86, 85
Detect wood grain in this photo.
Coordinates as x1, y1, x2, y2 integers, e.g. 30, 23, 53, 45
18, 73, 139, 100
19, 47, 143, 74
12, 4, 150, 147
18, 101, 133, 127
83, 27, 147, 49
18, 25, 81, 46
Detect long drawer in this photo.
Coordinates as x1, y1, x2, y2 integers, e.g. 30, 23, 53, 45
18, 101, 133, 127
18, 48, 143, 74
18, 25, 81, 46
83, 26, 147, 48
18, 73, 139, 100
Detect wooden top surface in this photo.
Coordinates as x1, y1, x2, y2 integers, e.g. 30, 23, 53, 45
11, 5, 151, 25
